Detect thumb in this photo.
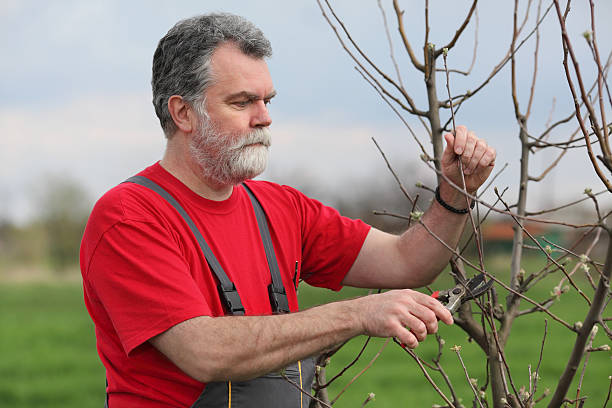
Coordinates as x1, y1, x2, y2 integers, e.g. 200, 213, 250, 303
441, 132, 457, 166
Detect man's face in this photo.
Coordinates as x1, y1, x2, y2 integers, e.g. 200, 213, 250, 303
189, 42, 276, 186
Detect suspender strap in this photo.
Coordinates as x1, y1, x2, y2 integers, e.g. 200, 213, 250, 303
124, 175, 245, 316
242, 183, 290, 314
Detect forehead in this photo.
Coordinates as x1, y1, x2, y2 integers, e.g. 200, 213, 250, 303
207, 42, 274, 98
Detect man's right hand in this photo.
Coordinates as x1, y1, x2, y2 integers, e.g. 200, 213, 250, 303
353, 289, 453, 349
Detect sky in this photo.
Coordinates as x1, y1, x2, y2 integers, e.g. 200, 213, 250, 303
1, 0, 611, 223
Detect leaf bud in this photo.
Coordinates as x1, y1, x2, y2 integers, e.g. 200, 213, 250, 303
579, 254, 590, 263
583, 30, 592, 41
451, 344, 462, 352
410, 211, 424, 221
443, 47, 449, 57
584, 187, 593, 195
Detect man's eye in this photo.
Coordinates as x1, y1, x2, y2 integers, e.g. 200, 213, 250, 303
234, 100, 250, 108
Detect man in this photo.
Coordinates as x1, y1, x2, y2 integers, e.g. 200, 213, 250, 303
80, 12, 496, 408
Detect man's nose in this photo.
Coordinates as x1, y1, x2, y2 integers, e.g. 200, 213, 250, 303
250, 100, 272, 128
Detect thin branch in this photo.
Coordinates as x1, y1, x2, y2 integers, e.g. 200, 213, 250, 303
452, 346, 485, 408
548, 230, 612, 407
392, 0, 425, 72
331, 338, 390, 405
528, 147, 568, 182
525, 0, 543, 119
525, 189, 607, 216
416, 216, 575, 331
377, 0, 405, 89
321, 336, 372, 388
441, 1, 555, 112
422, 155, 598, 229
316, 0, 427, 117
434, 0, 479, 58
356, 67, 430, 157
393, 340, 457, 408
603, 375, 612, 408
530, 319, 548, 406
553, 0, 612, 191
281, 372, 331, 408
495, 189, 593, 306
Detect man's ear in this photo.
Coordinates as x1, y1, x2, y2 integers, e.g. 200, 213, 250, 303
168, 95, 196, 133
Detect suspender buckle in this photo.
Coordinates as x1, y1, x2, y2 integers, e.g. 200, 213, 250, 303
218, 284, 245, 316
268, 284, 290, 314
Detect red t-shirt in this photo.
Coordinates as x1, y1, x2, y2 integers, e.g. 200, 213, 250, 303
80, 162, 370, 407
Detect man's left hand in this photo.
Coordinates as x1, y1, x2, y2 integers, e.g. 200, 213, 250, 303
441, 125, 496, 195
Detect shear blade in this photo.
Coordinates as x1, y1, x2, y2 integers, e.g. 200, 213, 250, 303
463, 273, 493, 301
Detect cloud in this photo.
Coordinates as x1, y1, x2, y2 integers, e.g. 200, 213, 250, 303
0, 92, 413, 221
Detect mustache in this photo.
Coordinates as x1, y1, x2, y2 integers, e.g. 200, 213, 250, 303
233, 127, 272, 149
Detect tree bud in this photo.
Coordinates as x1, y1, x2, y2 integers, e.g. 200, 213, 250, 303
410, 211, 424, 221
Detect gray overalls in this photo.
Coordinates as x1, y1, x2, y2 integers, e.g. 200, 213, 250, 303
119, 176, 316, 408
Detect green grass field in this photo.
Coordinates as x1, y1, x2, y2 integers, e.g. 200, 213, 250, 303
0, 257, 610, 407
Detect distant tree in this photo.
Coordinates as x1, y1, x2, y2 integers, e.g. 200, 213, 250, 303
34, 176, 91, 272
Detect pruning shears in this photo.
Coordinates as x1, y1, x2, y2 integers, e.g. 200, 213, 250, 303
393, 273, 493, 351
431, 273, 494, 314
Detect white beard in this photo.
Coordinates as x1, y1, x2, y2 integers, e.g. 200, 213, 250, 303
189, 118, 272, 186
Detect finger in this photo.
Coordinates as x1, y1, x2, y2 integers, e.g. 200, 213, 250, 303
466, 139, 488, 175
395, 325, 420, 349
401, 313, 429, 341
460, 131, 477, 166
424, 295, 454, 326
479, 146, 496, 168
406, 302, 439, 335
453, 125, 468, 155
441, 132, 457, 166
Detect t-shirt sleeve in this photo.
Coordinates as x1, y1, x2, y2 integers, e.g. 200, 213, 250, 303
86, 219, 211, 356
286, 187, 370, 291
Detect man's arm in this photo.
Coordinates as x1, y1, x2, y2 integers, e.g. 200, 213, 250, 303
150, 287, 452, 383
343, 125, 496, 289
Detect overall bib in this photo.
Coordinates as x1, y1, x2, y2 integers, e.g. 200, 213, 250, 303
119, 176, 316, 408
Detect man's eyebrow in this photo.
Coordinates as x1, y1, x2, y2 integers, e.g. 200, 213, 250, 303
225, 90, 277, 101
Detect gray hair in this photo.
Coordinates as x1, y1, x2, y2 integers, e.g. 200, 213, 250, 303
152, 13, 272, 137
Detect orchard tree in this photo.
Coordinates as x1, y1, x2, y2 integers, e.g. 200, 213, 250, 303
300, 1, 612, 407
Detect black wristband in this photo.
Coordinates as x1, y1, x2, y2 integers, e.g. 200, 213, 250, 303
435, 186, 475, 214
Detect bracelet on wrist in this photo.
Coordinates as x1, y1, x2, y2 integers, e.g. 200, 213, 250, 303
435, 186, 475, 214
